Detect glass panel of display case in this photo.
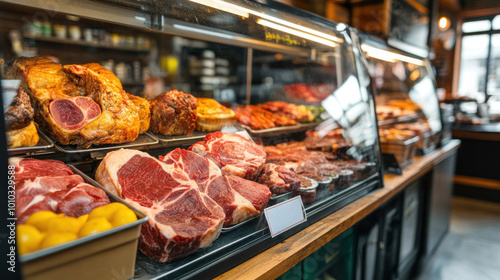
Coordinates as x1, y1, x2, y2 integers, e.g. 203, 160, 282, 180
360, 33, 442, 157
0, 0, 383, 279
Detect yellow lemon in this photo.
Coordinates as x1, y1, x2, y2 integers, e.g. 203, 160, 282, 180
25, 211, 62, 231
110, 208, 137, 227
46, 217, 82, 234
40, 232, 78, 249
17, 224, 44, 255
78, 217, 113, 238
77, 214, 89, 227
36, 214, 65, 233
88, 203, 128, 221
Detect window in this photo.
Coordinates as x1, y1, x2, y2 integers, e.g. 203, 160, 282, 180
457, 15, 500, 109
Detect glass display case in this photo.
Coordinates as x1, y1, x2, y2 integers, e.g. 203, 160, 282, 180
359, 33, 442, 164
0, 0, 383, 279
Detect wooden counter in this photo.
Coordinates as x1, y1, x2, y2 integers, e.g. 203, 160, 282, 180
215, 140, 461, 280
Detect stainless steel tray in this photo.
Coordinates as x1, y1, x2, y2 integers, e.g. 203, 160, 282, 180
20, 165, 148, 262
148, 131, 208, 147
221, 215, 260, 233
53, 133, 159, 154
8, 131, 54, 155
237, 122, 320, 137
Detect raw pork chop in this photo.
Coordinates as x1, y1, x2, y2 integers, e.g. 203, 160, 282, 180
11, 158, 109, 223
160, 148, 271, 225
95, 149, 225, 263
189, 132, 266, 180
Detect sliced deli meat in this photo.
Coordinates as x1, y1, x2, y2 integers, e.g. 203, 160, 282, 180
95, 149, 225, 262
189, 132, 266, 180
10, 158, 110, 223
160, 148, 271, 226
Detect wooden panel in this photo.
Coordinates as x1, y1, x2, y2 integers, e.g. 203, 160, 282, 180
454, 175, 500, 190
215, 140, 461, 280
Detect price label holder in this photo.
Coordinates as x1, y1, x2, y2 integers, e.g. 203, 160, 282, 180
382, 153, 402, 175
264, 196, 307, 238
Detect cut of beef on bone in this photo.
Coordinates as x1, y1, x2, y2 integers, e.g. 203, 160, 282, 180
160, 148, 271, 226
49, 96, 101, 131
189, 132, 266, 180
95, 149, 225, 263
10, 158, 110, 223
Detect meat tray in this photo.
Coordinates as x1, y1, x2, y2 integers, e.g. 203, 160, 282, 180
148, 126, 242, 147
148, 130, 208, 147
8, 131, 54, 155
20, 165, 148, 280
221, 215, 261, 232
237, 122, 320, 138
380, 136, 419, 167
53, 133, 159, 154
377, 114, 420, 126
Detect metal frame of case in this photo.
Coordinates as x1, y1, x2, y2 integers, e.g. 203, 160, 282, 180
1, 1, 385, 279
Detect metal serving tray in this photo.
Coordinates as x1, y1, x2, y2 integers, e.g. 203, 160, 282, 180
148, 126, 243, 147
53, 133, 159, 154
20, 165, 148, 280
148, 131, 208, 147
237, 122, 320, 137
8, 131, 54, 155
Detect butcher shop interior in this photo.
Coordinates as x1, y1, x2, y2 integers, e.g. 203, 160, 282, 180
0, 0, 500, 279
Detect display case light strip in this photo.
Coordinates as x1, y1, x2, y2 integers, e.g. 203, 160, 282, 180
193, 0, 343, 43
190, 0, 249, 18
257, 19, 337, 47
173, 24, 234, 39
361, 44, 424, 65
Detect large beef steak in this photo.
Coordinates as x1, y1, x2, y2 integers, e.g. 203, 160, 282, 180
160, 148, 270, 226
189, 132, 266, 180
95, 149, 225, 262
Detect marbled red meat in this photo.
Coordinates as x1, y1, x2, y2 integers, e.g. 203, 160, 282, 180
257, 163, 301, 194
189, 132, 266, 180
160, 148, 270, 225
95, 149, 225, 263
10, 158, 109, 223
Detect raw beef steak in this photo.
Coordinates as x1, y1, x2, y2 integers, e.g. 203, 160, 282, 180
10, 158, 109, 223
257, 163, 301, 194
95, 149, 225, 262
160, 148, 271, 226
189, 132, 266, 180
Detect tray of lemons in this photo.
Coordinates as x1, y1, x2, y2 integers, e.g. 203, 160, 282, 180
18, 165, 148, 280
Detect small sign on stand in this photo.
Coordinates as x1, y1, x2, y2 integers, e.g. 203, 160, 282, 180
264, 196, 307, 238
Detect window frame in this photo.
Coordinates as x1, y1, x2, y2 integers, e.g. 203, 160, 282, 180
455, 14, 500, 102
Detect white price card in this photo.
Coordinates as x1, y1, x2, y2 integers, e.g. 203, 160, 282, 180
264, 196, 307, 238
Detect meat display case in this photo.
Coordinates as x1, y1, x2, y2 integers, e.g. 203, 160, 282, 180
0, 0, 383, 279
359, 33, 443, 157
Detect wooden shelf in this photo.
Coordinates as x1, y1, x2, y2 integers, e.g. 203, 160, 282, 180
24, 34, 150, 52
214, 140, 461, 280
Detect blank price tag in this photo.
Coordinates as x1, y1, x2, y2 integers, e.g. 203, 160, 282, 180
264, 196, 307, 238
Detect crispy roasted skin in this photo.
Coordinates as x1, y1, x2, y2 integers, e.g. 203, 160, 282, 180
83, 63, 151, 134
7, 121, 39, 148
149, 90, 197, 135
62, 65, 140, 147
5, 87, 34, 131
7, 57, 84, 98
9, 57, 140, 148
